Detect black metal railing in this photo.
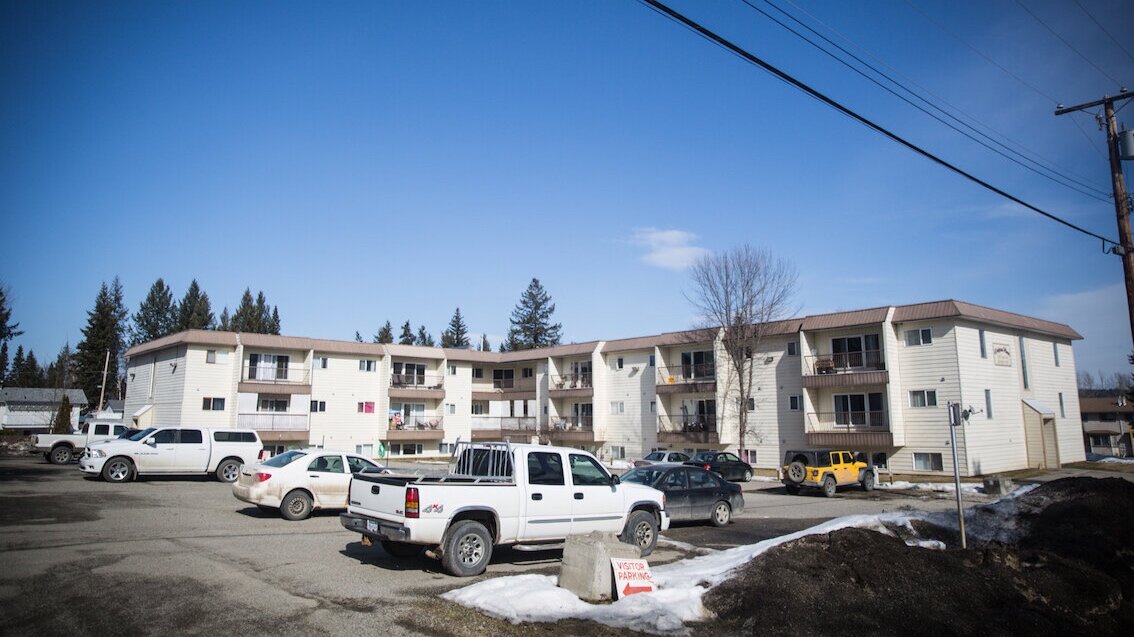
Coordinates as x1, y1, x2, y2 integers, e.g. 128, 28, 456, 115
807, 349, 884, 374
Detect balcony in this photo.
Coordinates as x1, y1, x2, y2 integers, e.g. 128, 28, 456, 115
656, 364, 717, 395
471, 416, 538, 441
657, 415, 719, 445
389, 372, 445, 399
546, 416, 596, 443
805, 411, 893, 448
238, 413, 309, 431
548, 373, 593, 398
239, 364, 312, 394
803, 351, 888, 389
383, 415, 444, 441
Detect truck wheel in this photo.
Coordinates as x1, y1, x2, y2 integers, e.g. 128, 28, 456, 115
742, 469, 753, 482
215, 459, 241, 483
102, 457, 133, 483
381, 540, 424, 559
441, 520, 493, 577
860, 471, 875, 492
786, 461, 807, 484
821, 475, 837, 498
620, 510, 659, 556
49, 446, 72, 465
280, 490, 313, 521
710, 501, 731, 527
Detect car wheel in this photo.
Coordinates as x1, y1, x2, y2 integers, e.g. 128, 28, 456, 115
381, 540, 424, 559
710, 501, 731, 527
441, 520, 493, 577
49, 446, 72, 465
620, 510, 659, 556
861, 472, 875, 492
102, 457, 133, 483
821, 475, 837, 498
784, 483, 801, 495
280, 490, 313, 521
786, 461, 807, 484
215, 459, 241, 483
742, 469, 753, 482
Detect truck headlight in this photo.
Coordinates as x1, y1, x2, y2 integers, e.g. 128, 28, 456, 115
90, 449, 107, 459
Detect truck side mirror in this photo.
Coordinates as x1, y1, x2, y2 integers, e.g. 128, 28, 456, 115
145, 438, 157, 447
609, 474, 620, 486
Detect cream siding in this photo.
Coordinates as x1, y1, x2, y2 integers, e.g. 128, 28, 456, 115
311, 351, 384, 451
888, 322, 965, 475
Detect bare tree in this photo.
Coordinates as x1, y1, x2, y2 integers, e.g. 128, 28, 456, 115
1077, 370, 1096, 390
686, 245, 797, 460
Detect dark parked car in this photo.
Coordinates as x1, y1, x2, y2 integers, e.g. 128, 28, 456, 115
685, 451, 753, 482
620, 463, 743, 526
633, 450, 691, 467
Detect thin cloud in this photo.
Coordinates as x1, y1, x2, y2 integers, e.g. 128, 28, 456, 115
631, 228, 709, 270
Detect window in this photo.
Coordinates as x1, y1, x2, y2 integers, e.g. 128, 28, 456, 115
446, 403, 456, 415
649, 354, 655, 366
616, 357, 624, 370
984, 389, 993, 419
569, 453, 610, 486
308, 455, 344, 473
909, 390, 937, 408
650, 400, 656, 414
472, 367, 484, 379
202, 397, 225, 411
310, 400, 326, 412
359, 359, 376, 372
438, 443, 454, 456
789, 395, 801, 411
787, 341, 798, 356
357, 401, 375, 414
527, 452, 565, 486
258, 397, 288, 412
347, 456, 381, 474
206, 350, 217, 364
680, 350, 715, 379
740, 449, 757, 465
913, 453, 944, 472
979, 330, 987, 359
214, 430, 256, 442
872, 452, 888, 468
1058, 392, 1065, 418
179, 429, 203, 444
94, 424, 109, 435
522, 367, 533, 378
449, 364, 457, 376
1088, 434, 1112, 447
1019, 336, 1029, 389
315, 356, 328, 369
746, 397, 755, 411
905, 328, 932, 346
248, 353, 289, 380
471, 401, 487, 415
391, 443, 424, 456
610, 401, 625, 415
493, 369, 514, 389
609, 445, 626, 460
393, 362, 426, 385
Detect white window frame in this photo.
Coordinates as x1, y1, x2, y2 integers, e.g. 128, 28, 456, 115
315, 356, 328, 369
448, 364, 457, 376
912, 452, 944, 472
909, 390, 938, 408
359, 359, 376, 372
789, 395, 801, 411
787, 341, 798, 356
310, 400, 326, 412
609, 401, 624, 415
206, 350, 217, 364
905, 328, 932, 346
202, 397, 225, 411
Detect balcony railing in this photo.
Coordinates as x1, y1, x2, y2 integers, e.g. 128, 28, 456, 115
548, 415, 594, 431
657, 414, 718, 434
807, 350, 884, 375
389, 415, 444, 431
471, 416, 537, 432
243, 364, 311, 384
237, 413, 309, 431
549, 373, 592, 390
807, 410, 890, 432
390, 372, 444, 389
487, 377, 537, 391
657, 364, 716, 385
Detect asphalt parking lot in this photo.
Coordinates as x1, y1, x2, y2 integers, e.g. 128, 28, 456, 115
0, 455, 996, 636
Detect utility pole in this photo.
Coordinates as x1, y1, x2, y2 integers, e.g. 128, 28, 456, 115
1055, 90, 1134, 346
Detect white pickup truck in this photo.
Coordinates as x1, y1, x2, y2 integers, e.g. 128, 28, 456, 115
79, 426, 262, 483
340, 441, 670, 576
34, 421, 133, 464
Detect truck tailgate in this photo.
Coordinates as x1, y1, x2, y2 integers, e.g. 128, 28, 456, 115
348, 472, 413, 519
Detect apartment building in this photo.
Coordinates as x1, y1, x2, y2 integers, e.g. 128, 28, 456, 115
122, 299, 1085, 476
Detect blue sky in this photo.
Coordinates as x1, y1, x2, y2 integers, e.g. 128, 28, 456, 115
2, 0, 1132, 379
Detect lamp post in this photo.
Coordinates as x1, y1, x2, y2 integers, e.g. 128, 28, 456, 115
948, 402, 968, 549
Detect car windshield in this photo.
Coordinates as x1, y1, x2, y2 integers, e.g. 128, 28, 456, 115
262, 450, 308, 468
643, 452, 665, 461
126, 428, 155, 441
621, 467, 665, 486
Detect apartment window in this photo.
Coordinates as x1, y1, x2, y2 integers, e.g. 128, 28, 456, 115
789, 395, 801, 411
310, 400, 326, 413
522, 367, 534, 378
359, 359, 376, 372
206, 350, 217, 364
984, 389, 993, 419
357, 401, 375, 414
446, 403, 456, 415
913, 452, 944, 472
610, 401, 625, 415
1088, 434, 1112, 447
979, 330, 987, 359
609, 446, 626, 460
1019, 336, 1029, 389
472, 367, 484, 379
449, 364, 457, 376
249, 353, 289, 380
787, 341, 798, 356
492, 369, 514, 389
616, 357, 624, 370
681, 350, 715, 379
649, 400, 656, 414
909, 390, 938, 408
391, 443, 423, 456
648, 354, 655, 366
438, 442, 455, 455
315, 356, 328, 369
1053, 342, 1060, 367
201, 397, 225, 411
1058, 393, 1065, 418
259, 397, 288, 412
905, 328, 932, 346
471, 401, 487, 415
746, 397, 755, 411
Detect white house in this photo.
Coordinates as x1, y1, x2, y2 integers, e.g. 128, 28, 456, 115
0, 388, 89, 433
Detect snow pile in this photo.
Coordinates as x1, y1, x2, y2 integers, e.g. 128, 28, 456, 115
876, 480, 983, 494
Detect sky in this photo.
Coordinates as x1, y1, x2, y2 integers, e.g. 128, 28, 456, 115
2, 0, 1133, 379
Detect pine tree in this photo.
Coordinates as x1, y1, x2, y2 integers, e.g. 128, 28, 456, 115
20, 350, 43, 386
0, 285, 23, 344
440, 307, 471, 349
218, 308, 232, 331
416, 325, 435, 347
354, 331, 363, 343
479, 334, 490, 352
375, 321, 394, 344
131, 278, 178, 345
9, 345, 25, 386
75, 278, 129, 406
45, 344, 74, 389
52, 395, 72, 434
269, 307, 281, 335
398, 321, 415, 345
227, 289, 280, 334
177, 279, 215, 330
505, 278, 562, 351
0, 342, 8, 383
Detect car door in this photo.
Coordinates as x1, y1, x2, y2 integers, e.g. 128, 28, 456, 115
138, 428, 178, 472
715, 453, 735, 480
686, 468, 721, 519
658, 468, 690, 520
307, 453, 351, 508
567, 453, 623, 535
519, 450, 573, 540
173, 428, 210, 471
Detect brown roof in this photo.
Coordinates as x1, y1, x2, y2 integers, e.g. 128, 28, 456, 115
1079, 396, 1134, 414
125, 330, 238, 357
892, 300, 1081, 340
801, 307, 891, 331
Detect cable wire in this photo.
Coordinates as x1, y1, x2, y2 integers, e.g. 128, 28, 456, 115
636, 0, 1122, 250
1073, 0, 1134, 65
1014, 0, 1123, 87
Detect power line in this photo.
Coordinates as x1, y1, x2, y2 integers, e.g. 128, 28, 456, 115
743, 0, 1112, 202
636, 0, 1122, 250
1014, 0, 1123, 87
1073, 0, 1134, 65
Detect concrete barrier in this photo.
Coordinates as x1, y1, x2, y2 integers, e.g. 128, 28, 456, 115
558, 531, 641, 602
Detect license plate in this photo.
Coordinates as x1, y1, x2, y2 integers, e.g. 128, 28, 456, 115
366, 520, 377, 533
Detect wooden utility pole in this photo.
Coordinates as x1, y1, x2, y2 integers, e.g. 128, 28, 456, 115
1055, 90, 1134, 347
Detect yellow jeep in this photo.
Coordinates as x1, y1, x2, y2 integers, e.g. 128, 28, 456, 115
781, 450, 875, 497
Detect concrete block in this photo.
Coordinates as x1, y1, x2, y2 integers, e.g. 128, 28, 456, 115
558, 531, 641, 602
982, 475, 1013, 496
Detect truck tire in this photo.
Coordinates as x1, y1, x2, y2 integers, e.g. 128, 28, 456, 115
786, 461, 807, 484
102, 457, 133, 483
280, 490, 313, 521
381, 540, 424, 559
49, 446, 72, 465
620, 510, 658, 556
215, 459, 241, 483
821, 475, 837, 498
441, 520, 493, 577
860, 470, 875, 492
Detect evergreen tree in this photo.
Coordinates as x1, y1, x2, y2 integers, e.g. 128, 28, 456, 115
75, 278, 129, 406
227, 289, 280, 334
398, 321, 415, 345
0, 285, 22, 344
354, 331, 363, 343
416, 325, 435, 347
479, 334, 490, 352
130, 278, 178, 345
177, 279, 215, 330
52, 395, 72, 434
269, 307, 281, 335
375, 321, 394, 344
0, 342, 8, 383
218, 308, 232, 331
45, 344, 74, 389
440, 307, 471, 349
9, 345, 25, 386
504, 278, 562, 351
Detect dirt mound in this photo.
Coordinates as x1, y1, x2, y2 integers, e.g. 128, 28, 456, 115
702, 477, 1134, 637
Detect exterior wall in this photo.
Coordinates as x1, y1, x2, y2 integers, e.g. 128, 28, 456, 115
748, 335, 804, 470
311, 351, 384, 452
600, 348, 654, 461
443, 360, 473, 444
1027, 337, 1085, 465
180, 345, 239, 429
952, 322, 1028, 475
888, 321, 964, 475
